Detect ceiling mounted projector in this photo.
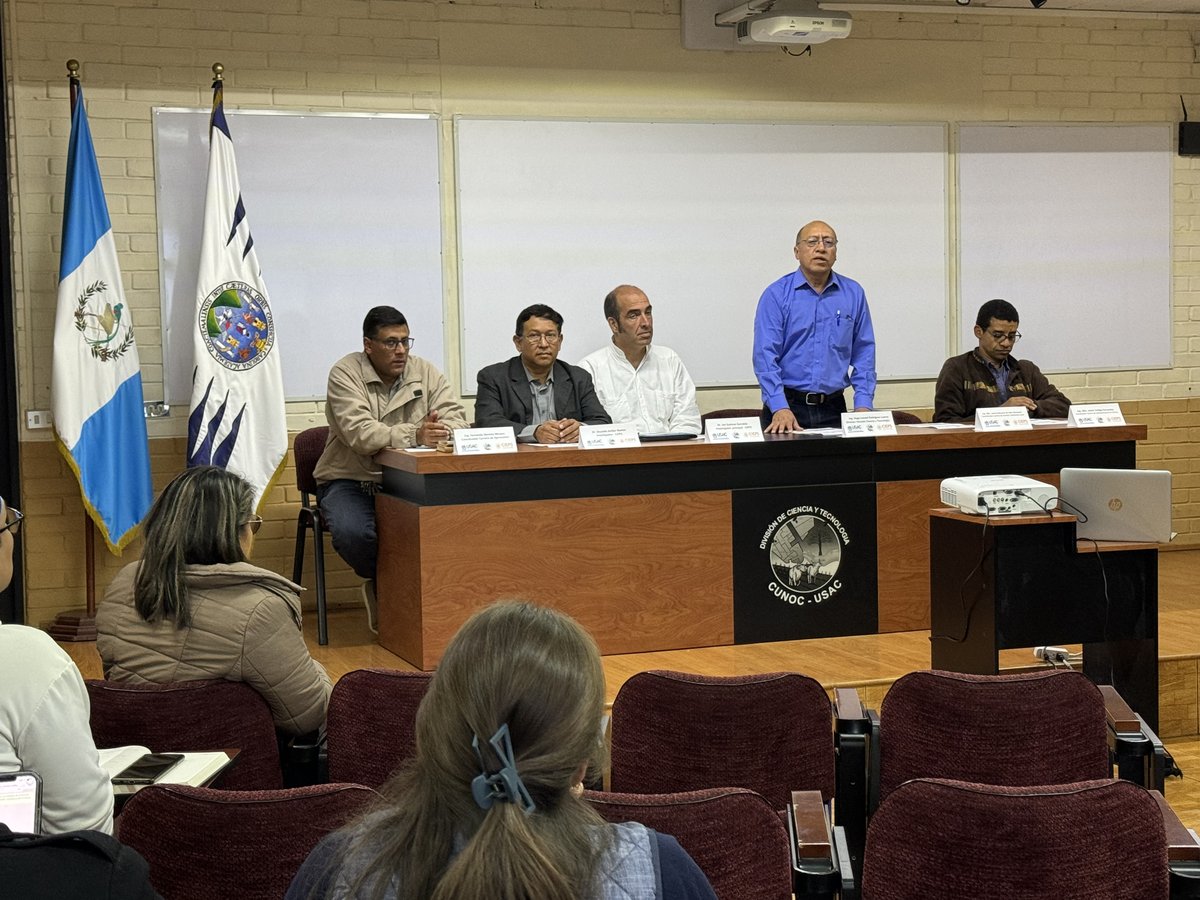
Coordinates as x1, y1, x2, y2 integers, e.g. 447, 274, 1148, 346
729, 2, 852, 45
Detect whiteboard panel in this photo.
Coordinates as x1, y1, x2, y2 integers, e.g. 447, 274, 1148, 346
958, 125, 1171, 371
155, 110, 443, 403
455, 119, 948, 389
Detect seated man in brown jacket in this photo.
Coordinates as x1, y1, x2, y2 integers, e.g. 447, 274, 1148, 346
933, 299, 1071, 423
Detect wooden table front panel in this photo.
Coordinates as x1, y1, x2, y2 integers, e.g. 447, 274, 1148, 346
876, 478, 942, 633
377, 490, 733, 669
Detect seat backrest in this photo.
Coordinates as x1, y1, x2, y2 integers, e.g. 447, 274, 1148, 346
586, 787, 792, 900
700, 408, 762, 424
877, 669, 1111, 801
889, 409, 922, 425
326, 668, 433, 788
293, 426, 330, 497
861, 777, 1168, 900
609, 670, 835, 808
87, 679, 283, 790
117, 783, 376, 900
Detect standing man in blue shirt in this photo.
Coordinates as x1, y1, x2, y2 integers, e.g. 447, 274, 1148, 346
752, 220, 877, 431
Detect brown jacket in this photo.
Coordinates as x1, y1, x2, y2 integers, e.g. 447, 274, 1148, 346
97, 561, 331, 735
314, 352, 468, 484
933, 350, 1071, 423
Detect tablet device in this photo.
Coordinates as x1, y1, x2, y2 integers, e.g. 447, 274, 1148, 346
112, 753, 185, 786
0, 771, 42, 834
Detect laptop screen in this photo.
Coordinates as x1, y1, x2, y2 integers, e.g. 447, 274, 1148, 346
1058, 468, 1172, 543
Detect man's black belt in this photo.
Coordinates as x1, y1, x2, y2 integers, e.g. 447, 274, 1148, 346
784, 387, 844, 406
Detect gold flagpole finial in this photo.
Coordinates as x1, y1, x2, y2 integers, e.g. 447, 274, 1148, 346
66, 59, 80, 79
212, 62, 224, 81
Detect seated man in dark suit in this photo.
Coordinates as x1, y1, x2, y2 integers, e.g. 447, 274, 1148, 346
474, 304, 611, 443
934, 298, 1071, 422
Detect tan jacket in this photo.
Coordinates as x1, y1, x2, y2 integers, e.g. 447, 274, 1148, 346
97, 561, 331, 735
314, 352, 468, 484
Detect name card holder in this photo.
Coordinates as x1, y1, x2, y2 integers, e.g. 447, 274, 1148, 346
452, 426, 518, 455
1068, 403, 1126, 427
974, 407, 1033, 432
704, 416, 765, 443
840, 410, 898, 437
579, 423, 641, 449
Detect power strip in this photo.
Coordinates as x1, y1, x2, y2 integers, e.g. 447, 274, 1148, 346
1033, 646, 1071, 663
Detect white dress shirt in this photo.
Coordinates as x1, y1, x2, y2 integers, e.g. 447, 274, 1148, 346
579, 343, 701, 435
0, 623, 114, 834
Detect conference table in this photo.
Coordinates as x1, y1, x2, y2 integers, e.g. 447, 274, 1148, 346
374, 423, 1146, 670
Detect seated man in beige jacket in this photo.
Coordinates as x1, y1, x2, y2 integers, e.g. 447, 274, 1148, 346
314, 306, 468, 632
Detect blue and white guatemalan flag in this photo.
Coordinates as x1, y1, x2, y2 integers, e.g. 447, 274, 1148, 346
51, 80, 153, 553
188, 74, 286, 507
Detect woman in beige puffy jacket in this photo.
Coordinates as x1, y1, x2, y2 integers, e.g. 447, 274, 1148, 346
97, 466, 331, 736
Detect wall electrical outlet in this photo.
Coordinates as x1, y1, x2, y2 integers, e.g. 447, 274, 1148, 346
25, 410, 52, 429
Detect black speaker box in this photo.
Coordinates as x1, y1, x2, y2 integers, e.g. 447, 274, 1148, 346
1180, 121, 1200, 156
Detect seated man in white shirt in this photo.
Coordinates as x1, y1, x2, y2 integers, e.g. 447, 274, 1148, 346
0, 497, 114, 836
578, 285, 702, 436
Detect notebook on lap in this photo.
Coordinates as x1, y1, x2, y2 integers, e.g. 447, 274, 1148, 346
1058, 468, 1173, 543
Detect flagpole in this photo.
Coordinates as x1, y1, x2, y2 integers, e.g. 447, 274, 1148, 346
51, 58, 99, 643
67, 58, 78, 112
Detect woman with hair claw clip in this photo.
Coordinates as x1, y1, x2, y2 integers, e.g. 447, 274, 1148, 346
287, 600, 716, 900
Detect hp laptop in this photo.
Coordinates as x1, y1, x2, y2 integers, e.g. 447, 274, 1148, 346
1058, 468, 1173, 543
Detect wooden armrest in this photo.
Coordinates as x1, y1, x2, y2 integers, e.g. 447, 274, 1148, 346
790, 790, 833, 860
1152, 791, 1200, 862
1100, 685, 1141, 734
835, 687, 865, 721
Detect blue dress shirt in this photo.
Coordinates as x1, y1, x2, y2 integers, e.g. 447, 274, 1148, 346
752, 268, 877, 412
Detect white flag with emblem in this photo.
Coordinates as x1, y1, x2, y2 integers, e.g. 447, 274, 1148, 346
187, 71, 286, 507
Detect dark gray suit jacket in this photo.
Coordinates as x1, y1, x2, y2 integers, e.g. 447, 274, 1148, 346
474, 357, 611, 439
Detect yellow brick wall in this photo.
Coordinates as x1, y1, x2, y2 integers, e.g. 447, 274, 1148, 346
6, 1, 1200, 619
17, 433, 364, 627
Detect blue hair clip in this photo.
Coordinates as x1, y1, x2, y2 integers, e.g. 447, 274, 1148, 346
470, 722, 536, 815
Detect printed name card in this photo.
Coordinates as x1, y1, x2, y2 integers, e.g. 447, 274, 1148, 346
452, 426, 518, 455
974, 407, 1032, 432
704, 417, 765, 443
579, 423, 640, 449
1068, 403, 1125, 427
840, 411, 898, 437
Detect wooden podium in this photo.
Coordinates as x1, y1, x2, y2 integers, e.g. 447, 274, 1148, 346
929, 508, 1159, 730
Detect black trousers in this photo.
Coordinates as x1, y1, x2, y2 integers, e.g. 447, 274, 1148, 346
766, 388, 847, 429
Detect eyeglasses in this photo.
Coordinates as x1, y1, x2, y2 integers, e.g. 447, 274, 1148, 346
242, 515, 263, 535
986, 330, 1022, 343
800, 237, 838, 248
522, 332, 561, 346
372, 336, 415, 351
0, 505, 23, 537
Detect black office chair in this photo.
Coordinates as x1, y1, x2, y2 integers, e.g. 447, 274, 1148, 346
292, 426, 330, 645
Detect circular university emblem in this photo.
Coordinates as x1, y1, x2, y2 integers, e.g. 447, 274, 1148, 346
757, 504, 852, 607
769, 514, 842, 593
198, 281, 275, 371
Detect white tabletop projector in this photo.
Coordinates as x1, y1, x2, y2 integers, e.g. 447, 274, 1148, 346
940, 475, 1058, 516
